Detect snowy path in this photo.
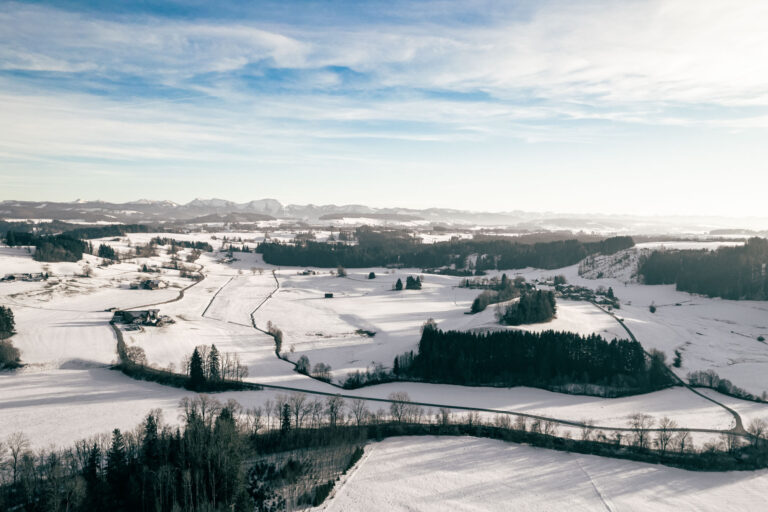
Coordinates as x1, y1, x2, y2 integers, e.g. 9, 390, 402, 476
591, 301, 747, 435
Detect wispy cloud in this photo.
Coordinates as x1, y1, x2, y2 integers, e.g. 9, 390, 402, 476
1, 0, 767, 214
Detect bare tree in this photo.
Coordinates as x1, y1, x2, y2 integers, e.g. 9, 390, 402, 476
288, 392, 309, 429
542, 420, 558, 437
264, 399, 274, 431
721, 432, 740, 454
7, 431, 30, 484
494, 414, 512, 429
580, 418, 594, 441
748, 418, 768, 446
655, 416, 677, 455
628, 413, 654, 449
308, 399, 324, 428
326, 395, 345, 428
349, 399, 370, 427
245, 407, 264, 435
675, 430, 691, 454
437, 408, 452, 427
388, 392, 411, 423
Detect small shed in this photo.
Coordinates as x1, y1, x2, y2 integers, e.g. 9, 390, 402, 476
324, 292, 334, 299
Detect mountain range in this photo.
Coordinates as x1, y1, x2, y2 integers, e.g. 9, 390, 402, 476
1, 198, 767, 235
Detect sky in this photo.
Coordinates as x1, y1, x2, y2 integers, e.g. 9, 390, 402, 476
1, 0, 767, 216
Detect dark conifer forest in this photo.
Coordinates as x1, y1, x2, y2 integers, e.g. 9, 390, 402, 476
638, 237, 768, 300
400, 326, 673, 393
256, 230, 634, 270
498, 290, 557, 325
5, 232, 90, 262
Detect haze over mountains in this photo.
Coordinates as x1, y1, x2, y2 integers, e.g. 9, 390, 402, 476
1, 198, 767, 235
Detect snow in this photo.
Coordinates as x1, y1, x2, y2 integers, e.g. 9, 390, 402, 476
325, 436, 768, 511
252, 270, 481, 382
2, 231, 767, 459
346, 382, 734, 431
517, 264, 768, 395
0, 367, 286, 449
635, 241, 745, 251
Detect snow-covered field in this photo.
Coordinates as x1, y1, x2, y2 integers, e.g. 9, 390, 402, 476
3, 230, 768, 457
518, 263, 768, 396
0, 366, 294, 449
252, 270, 479, 382
324, 436, 768, 511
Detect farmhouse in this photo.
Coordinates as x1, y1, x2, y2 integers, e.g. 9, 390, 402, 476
111, 309, 160, 325
130, 279, 167, 290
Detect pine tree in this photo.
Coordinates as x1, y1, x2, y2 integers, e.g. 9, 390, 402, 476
106, 429, 127, 507
208, 344, 221, 381
83, 442, 103, 509
395, 278, 403, 291
0, 306, 15, 338
280, 403, 291, 434
142, 413, 160, 469
189, 347, 206, 390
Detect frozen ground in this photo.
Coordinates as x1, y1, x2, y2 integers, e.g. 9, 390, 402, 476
3, 232, 768, 456
518, 264, 768, 396
348, 382, 736, 431
324, 436, 768, 511
252, 269, 480, 382
0, 366, 290, 449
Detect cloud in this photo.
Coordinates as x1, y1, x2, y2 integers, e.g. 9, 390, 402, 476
2, 1, 767, 110
1, 0, 768, 215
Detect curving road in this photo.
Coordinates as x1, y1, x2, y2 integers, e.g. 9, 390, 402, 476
590, 301, 747, 435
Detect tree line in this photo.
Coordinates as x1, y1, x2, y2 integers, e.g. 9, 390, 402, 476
5, 231, 91, 262
257, 232, 634, 270
396, 324, 673, 394
61, 224, 152, 239
5, 390, 768, 511
638, 237, 768, 300
151, 237, 214, 252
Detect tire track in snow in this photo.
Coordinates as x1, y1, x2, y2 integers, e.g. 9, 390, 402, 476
575, 457, 614, 512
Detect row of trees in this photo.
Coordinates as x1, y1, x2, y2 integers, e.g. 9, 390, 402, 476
638, 237, 768, 300
151, 237, 214, 252
183, 345, 249, 391
60, 223, 152, 240
257, 233, 635, 270
397, 324, 673, 393
6, 390, 768, 511
394, 275, 422, 290
687, 369, 764, 402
